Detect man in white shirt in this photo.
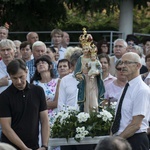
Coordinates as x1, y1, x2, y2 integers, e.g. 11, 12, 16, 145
109, 39, 127, 76
112, 52, 150, 150
0, 39, 17, 93
0, 39, 30, 93
0, 26, 8, 41
57, 50, 82, 111
51, 29, 67, 60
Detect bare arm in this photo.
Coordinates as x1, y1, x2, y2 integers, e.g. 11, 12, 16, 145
119, 115, 144, 139
0, 117, 31, 150
40, 110, 49, 147
47, 79, 61, 110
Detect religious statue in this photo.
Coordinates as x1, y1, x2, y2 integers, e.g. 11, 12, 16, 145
74, 28, 105, 113
88, 43, 102, 79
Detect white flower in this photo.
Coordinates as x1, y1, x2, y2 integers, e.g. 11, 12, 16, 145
75, 134, 80, 138
110, 102, 117, 109
83, 130, 89, 136
76, 127, 81, 133
76, 126, 85, 133
97, 114, 102, 118
77, 112, 90, 123
60, 112, 69, 124
80, 126, 85, 132
100, 109, 113, 122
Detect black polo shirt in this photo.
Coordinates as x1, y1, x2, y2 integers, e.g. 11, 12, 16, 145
0, 82, 47, 150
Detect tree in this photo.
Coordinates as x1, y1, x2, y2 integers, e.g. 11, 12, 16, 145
60, 0, 149, 38
0, 0, 66, 31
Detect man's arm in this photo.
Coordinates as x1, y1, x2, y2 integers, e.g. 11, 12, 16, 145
0, 76, 9, 87
119, 115, 144, 139
40, 110, 49, 148
0, 117, 31, 150
57, 79, 67, 111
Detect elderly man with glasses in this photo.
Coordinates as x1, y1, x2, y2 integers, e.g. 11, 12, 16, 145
111, 52, 150, 150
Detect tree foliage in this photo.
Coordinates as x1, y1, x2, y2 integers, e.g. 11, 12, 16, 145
0, 0, 149, 42
60, 0, 149, 15
0, 0, 67, 31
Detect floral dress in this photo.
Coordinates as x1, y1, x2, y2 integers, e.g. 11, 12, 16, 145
33, 78, 59, 117
33, 79, 58, 101
33, 78, 59, 149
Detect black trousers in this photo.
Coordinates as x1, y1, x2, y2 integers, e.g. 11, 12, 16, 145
127, 132, 149, 150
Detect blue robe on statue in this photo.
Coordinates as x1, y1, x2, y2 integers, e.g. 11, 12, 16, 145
74, 56, 105, 112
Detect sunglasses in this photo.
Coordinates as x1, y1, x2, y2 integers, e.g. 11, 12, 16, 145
128, 42, 135, 47
116, 68, 122, 71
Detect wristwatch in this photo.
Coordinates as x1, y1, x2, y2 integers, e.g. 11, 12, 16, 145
41, 145, 48, 150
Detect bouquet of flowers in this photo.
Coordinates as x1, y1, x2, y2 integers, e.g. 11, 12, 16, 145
50, 103, 116, 142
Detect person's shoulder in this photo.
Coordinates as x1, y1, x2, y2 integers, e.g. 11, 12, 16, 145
109, 55, 115, 59
105, 80, 115, 88
0, 84, 12, 97
135, 77, 150, 91
26, 59, 34, 65
60, 74, 74, 85
29, 83, 44, 91
141, 72, 148, 80
0, 60, 6, 68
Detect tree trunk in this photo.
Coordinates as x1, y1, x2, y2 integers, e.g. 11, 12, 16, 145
119, 0, 134, 39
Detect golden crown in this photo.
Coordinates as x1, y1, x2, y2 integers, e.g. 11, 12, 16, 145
90, 42, 98, 56
79, 28, 93, 47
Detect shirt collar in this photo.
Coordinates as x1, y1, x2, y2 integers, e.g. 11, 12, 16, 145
103, 73, 116, 81
10, 81, 31, 93
128, 75, 141, 87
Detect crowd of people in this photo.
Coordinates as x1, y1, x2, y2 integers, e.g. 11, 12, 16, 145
0, 25, 150, 150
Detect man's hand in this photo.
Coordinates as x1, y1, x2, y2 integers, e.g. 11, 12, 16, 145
147, 127, 150, 135
0, 76, 9, 87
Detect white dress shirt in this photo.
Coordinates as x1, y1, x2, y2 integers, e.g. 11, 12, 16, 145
116, 75, 150, 135
59, 47, 67, 60
0, 60, 12, 94
57, 72, 79, 111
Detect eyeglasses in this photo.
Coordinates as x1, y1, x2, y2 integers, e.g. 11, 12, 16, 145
120, 61, 138, 66
116, 68, 122, 71
128, 42, 135, 47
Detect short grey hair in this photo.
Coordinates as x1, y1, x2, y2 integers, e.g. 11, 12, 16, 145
0, 26, 9, 33
0, 39, 16, 52
114, 39, 128, 48
32, 41, 46, 51
132, 45, 143, 57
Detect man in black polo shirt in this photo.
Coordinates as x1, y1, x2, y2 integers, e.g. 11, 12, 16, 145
0, 59, 49, 150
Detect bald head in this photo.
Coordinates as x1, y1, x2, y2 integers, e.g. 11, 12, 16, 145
121, 52, 142, 81
95, 136, 132, 150
26, 32, 39, 45
122, 52, 141, 65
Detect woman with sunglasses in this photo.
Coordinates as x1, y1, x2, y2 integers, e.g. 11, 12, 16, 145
104, 60, 128, 102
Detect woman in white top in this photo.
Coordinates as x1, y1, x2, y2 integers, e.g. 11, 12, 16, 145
98, 53, 116, 87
